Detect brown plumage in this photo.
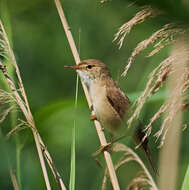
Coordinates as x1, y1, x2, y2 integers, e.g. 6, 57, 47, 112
65, 59, 157, 174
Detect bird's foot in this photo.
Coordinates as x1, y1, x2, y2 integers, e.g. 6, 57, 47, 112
91, 114, 97, 121
90, 105, 94, 111
99, 142, 112, 152
92, 142, 112, 157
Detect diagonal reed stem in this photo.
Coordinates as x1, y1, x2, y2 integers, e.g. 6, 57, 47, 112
54, 0, 120, 189
0, 61, 51, 190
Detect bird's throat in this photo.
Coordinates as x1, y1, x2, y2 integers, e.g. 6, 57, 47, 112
77, 70, 92, 89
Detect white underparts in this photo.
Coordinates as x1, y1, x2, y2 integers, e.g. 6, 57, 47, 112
77, 70, 91, 89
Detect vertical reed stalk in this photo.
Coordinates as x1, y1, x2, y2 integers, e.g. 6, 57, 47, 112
158, 38, 188, 190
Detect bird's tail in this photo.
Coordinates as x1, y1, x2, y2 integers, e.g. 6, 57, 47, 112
135, 123, 158, 175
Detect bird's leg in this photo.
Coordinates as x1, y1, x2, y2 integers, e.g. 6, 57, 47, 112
92, 142, 113, 157
94, 133, 127, 157
91, 114, 97, 121
99, 142, 113, 152
90, 105, 97, 121
110, 132, 114, 142
90, 105, 93, 111
111, 134, 128, 144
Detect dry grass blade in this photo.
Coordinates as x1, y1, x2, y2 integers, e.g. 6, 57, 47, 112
101, 154, 135, 190
38, 133, 66, 189
0, 105, 15, 124
6, 119, 28, 139
0, 89, 16, 104
126, 174, 149, 190
54, 0, 120, 189
115, 155, 135, 171
113, 6, 161, 50
142, 104, 167, 141
112, 143, 158, 190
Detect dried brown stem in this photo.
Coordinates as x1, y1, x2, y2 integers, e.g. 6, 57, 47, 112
0, 20, 67, 190
54, 0, 120, 189
9, 169, 20, 190
158, 37, 188, 190
0, 61, 51, 190
38, 134, 66, 189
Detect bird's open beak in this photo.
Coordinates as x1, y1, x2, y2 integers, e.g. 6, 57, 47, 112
64, 65, 80, 70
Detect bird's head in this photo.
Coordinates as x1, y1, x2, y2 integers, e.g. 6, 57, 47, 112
65, 59, 110, 86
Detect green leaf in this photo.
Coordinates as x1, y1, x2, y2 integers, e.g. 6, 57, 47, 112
69, 125, 76, 190
181, 165, 189, 190
69, 74, 79, 190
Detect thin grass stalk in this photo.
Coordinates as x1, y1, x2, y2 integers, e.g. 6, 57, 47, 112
158, 38, 188, 190
37, 134, 67, 190
181, 164, 189, 190
0, 20, 67, 190
69, 125, 76, 190
0, 61, 51, 190
69, 75, 78, 190
54, 0, 120, 189
0, 5, 22, 188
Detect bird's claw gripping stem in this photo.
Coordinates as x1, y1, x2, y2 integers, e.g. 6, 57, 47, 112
91, 114, 97, 121
92, 142, 113, 157
99, 142, 112, 152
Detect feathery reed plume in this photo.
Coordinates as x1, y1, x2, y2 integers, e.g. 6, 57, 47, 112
113, 6, 161, 50
119, 16, 189, 145
101, 143, 158, 190
128, 51, 189, 146
114, 5, 188, 77
123, 24, 186, 76
0, 20, 66, 190
127, 56, 172, 129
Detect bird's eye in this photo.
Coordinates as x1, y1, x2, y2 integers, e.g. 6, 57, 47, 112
86, 65, 93, 69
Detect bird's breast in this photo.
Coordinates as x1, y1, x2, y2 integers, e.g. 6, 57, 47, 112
89, 82, 122, 134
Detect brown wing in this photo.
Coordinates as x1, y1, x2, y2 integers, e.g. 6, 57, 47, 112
106, 80, 130, 119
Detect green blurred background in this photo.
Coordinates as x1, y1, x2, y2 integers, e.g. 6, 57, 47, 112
0, 0, 189, 189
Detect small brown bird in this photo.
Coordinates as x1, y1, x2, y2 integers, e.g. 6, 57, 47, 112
65, 59, 157, 174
